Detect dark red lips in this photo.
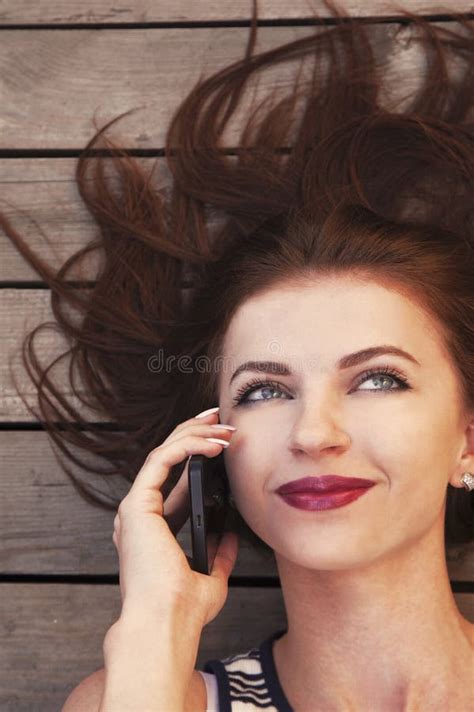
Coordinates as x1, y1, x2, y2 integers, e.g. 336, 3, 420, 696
276, 475, 376, 495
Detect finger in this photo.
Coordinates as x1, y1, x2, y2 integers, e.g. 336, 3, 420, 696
163, 457, 191, 535
161, 419, 233, 450
161, 409, 220, 444
152, 421, 235, 473
159, 425, 235, 531
124, 435, 231, 512
210, 530, 239, 583
163, 426, 232, 535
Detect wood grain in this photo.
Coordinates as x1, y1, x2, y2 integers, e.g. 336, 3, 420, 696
1, 1, 473, 24
1, 289, 94, 420
0, 21, 459, 150
0, 157, 172, 281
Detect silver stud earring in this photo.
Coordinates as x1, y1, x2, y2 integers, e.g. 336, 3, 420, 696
460, 472, 474, 491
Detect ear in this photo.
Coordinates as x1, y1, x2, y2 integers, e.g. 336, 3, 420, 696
449, 415, 474, 489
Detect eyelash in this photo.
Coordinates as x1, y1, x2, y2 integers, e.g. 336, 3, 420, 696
232, 365, 411, 406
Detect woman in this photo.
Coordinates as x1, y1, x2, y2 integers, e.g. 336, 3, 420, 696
3, 1, 473, 710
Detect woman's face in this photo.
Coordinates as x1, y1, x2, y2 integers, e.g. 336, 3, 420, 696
217, 276, 470, 570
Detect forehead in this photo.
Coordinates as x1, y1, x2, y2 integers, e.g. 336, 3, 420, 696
220, 278, 443, 370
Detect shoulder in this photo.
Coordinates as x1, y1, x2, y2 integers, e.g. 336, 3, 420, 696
61, 667, 207, 712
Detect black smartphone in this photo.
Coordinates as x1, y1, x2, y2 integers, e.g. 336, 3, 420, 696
188, 453, 230, 575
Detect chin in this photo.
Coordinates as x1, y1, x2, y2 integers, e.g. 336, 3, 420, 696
271, 535, 377, 572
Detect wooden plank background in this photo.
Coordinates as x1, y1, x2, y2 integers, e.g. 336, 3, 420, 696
1, 2, 473, 710
2, 1, 473, 24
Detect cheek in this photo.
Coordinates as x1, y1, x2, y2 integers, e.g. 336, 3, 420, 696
224, 439, 272, 511
374, 404, 458, 485
354, 399, 435, 469
370, 414, 456, 536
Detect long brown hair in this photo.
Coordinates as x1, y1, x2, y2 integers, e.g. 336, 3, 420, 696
3, 0, 473, 553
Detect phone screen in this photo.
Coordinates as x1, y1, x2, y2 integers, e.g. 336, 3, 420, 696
188, 453, 230, 575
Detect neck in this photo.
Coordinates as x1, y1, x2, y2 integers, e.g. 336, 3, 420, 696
273, 521, 474, 711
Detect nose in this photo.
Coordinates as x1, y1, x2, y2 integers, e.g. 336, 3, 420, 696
286, 391, 351, 456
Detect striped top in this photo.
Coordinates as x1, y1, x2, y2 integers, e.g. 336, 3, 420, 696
200, 628, 293, 711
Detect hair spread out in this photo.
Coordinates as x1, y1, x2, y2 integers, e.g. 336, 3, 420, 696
2, 0, 473, 553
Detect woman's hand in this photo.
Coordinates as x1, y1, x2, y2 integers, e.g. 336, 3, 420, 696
111, 406, 239, 629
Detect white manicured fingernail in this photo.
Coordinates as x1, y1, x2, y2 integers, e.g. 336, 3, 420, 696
196, 406, 220, 418
205, 438, 229, 448
210, 424, 237, 431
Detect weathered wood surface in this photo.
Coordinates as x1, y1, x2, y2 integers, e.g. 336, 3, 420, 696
1, 289, 94, 421
1, 1, 472, 24
0, 21, 465, 150
0, 158, 170, 281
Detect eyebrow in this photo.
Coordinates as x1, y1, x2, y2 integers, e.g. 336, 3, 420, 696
229, 345, 420, 385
